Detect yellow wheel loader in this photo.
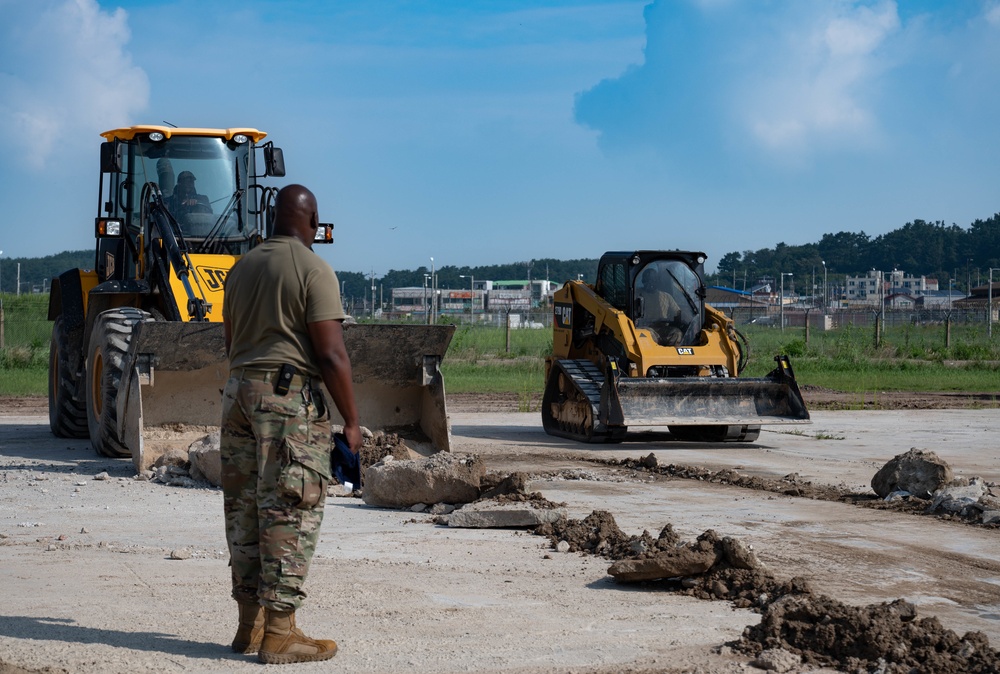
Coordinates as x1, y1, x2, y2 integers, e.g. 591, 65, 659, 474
48, 126, 453, 470
542, 251, 809, 443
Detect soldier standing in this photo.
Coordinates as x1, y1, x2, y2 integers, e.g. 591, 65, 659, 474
221, 184, 361, 664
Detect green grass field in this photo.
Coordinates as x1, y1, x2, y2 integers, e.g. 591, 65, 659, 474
4, 296, 998, 400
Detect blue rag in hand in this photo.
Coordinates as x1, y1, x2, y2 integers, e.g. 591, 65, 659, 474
331, 432, 361, 488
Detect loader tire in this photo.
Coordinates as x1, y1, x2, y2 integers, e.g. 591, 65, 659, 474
85, 308, 151, 458
48, 316, 88, 438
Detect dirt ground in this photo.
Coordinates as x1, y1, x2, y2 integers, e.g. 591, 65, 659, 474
2, 394, 999, 673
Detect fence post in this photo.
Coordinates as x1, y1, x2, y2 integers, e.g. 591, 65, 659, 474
505, 310, 512, 353
0, 298, 4, 350
945, 313, 951, 349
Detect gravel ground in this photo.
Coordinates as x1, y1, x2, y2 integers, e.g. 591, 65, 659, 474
2, 397, 999, 673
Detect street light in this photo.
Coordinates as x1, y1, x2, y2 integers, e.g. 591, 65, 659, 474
821, 261, 827, 311
423, 273, 431, 324
430, 257, 436, 324
779, 272, 793, 331
459, 274, 475, 323
989, 268, 998, 339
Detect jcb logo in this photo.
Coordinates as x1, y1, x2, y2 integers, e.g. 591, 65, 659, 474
198, 267, 229, 291
676, 347, 694, 355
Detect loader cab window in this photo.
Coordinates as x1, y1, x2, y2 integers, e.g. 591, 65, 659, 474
129, 135, 254, 252
597, 262, 629, 312
634, 260, 702, 346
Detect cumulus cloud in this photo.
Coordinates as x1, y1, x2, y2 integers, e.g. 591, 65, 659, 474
744, 1, 899, 152
0, 0, 149, 169
575, 0, 903, 162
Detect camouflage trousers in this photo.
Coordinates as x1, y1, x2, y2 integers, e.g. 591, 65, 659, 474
220, 369, 332, 612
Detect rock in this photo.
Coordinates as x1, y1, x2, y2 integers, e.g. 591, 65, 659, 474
187, 432, 221, 486
721, 536, 762, 570
751, 647, 802, 673
930, 477, 988, 513
362, 453, 485, 508
447, 501, 565, 528
93, 472, 110, 481
169, 549, 191, 560
982, 510, 1000, 525
153, 449, 189, 469
479, 472, 529, 499
555, 540, 571, 553
429, 503, 455, 515
871, 448, 952, 499
410, 503, 428, 513
608, 536, 721, 583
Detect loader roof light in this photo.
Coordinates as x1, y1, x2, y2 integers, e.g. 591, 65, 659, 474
148, 131, 165, 142
232, 133, 248, 144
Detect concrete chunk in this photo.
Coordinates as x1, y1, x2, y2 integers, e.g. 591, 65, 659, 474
447, 501, 565, 528
871, 448, 952, 499
363, 453, 485, 508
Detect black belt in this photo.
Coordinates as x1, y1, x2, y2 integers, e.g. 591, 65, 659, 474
232, 367, 312, 387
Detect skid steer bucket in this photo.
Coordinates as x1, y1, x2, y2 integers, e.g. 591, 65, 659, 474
118, 322, 455, 471
607, 357, 810, 430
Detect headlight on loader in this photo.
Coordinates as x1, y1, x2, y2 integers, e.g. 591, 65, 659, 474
96, 218, 123, 237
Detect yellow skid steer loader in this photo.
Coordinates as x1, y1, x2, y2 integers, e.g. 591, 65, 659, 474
543, 251, 809, 443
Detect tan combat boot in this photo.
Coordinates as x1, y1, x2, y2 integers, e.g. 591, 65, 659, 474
257, 609, 338, 664
231, 601, 265, 654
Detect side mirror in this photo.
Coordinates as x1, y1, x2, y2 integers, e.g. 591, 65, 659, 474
100, 141, 122, 173
263, 145, 286, 177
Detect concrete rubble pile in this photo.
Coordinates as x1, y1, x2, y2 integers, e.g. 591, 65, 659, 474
873, 447, 1000, 524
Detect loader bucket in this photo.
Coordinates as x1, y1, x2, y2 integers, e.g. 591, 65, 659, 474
118, 321, 455, 472
609, 358, 810, 429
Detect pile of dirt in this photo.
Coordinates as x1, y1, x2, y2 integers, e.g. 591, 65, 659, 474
736, 593, 999, 673
534, 509, 680, 559
478, 471, 566, 509
535, 509, 1000, 673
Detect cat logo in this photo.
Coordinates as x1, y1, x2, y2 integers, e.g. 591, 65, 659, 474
198, 267, 229, 291
676, 347, 694, 355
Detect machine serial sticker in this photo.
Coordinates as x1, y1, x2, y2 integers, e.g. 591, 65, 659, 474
554, 302, 573, 329
676, 347, 694, 355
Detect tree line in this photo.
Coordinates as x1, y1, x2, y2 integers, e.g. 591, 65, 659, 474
712, 213, 1000, 293
7, 212, 998, 298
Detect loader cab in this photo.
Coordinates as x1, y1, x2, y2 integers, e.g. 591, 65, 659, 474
595, 251, 706, 346
96, 127, 281, 281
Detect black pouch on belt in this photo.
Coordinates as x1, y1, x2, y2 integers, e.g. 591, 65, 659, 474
274, 363, 297, 396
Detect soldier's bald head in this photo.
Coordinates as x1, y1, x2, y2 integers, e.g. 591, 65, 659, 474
273, 185, 319, 244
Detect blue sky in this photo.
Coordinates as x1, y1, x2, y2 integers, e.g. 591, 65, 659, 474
1, 0, 998, 277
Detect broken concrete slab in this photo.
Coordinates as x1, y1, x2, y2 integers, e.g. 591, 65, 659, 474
871, 448, 953, 499
187, 432, 221, 487
447, 500, 565, 529
362, 453, 485, 508
930, 477, 988, 514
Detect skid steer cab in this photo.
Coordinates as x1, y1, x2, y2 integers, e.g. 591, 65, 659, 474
48, 125, 454, 470
542, 250, 809, 444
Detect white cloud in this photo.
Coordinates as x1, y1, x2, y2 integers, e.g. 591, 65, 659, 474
0, 0, 148, 169
986, 2, 1000, 27
743, 1, 900, 154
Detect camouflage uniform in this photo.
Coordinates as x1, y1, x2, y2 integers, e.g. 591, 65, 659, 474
221, 369, 332, 611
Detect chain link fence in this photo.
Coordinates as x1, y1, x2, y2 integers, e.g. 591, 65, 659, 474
0, 296, 50, 369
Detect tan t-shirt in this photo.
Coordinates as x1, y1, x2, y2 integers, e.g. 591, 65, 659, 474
223, 235, 346, 376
